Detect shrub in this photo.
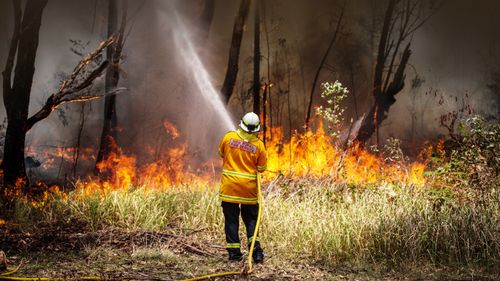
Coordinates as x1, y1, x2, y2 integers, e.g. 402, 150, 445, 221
429, 116, 500, 190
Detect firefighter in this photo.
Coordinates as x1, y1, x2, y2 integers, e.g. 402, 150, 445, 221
218, 112, 267, 263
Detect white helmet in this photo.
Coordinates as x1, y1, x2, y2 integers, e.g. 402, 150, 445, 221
239, 112, 261, 133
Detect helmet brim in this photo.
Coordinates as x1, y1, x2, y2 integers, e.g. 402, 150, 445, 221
240, 120, 260, 133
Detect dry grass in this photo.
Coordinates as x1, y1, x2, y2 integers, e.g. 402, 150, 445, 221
9, 179, 499, 274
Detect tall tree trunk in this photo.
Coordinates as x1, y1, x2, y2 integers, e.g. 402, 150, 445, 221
355, 0, 412, 144
220, 0, 251, 104
72, 104, 86, 179
349, 63, 359, 119
252, 0, 261, 114
2, 0, 48, 191
262, 86, 268, 143
304, 1, 346, 130
262, 0, 271, 144
286, 53, 292, 140
95, 0, 127, 170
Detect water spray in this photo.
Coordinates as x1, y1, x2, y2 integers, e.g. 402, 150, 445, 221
169, 9, 235, 132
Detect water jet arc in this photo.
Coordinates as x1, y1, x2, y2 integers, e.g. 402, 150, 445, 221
170, 10, 235, 132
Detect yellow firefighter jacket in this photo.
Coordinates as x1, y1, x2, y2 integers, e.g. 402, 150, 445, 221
218, 128, 267, 204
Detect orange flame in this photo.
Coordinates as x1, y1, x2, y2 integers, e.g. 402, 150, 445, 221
264, 123, 426, 186
163, 120, 180, 139
21, 121, 426, 200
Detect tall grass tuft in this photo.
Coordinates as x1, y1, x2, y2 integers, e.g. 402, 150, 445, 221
12, 181, 499, 269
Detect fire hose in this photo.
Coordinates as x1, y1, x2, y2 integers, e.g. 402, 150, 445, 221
0, 174, 264, 281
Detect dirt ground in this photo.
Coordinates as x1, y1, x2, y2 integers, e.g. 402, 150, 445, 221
1, 221, 497, 281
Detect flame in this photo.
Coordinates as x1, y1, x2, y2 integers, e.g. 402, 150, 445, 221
96, 149, 137, 189
17, 121, 426, 203
264, 122, 426, 186
163, 120, 180, 139
2, 177, 25, 199
85, 139, 212, 194
25, 146, 96, 171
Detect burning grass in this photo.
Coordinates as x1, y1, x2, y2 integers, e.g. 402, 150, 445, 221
264, 125, 426, 186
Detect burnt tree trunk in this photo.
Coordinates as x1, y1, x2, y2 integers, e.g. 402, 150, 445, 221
252, 0, 261, 114
262, 0, 270, 144
356, 45, 411, 143
355, 0, 412, 144
220, 0, 251, 104
2, 0, 47, 190
262, 85, 268, 143
72, 104, 86, 178
95, 0, 127, 170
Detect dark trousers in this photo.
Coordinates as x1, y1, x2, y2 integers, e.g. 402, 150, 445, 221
221, 201, 262, 254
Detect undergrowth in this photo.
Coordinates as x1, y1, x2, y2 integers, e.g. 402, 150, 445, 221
11, 181, 499, 271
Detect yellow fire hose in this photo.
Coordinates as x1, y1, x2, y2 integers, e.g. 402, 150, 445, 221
0, 174, 264, 281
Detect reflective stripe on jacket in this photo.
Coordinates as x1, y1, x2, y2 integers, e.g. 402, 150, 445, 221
218, 128, 267, 204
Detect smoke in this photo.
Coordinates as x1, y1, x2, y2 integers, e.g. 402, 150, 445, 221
0, 0, 499, 178
122, 0, 238, 163
383, 0, 500, 140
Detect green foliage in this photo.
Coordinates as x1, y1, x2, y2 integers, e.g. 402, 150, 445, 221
430, 116, 500, 190
316, 81, 348, 138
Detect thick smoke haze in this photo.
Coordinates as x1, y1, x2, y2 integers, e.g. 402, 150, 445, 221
0, 0, 499, 176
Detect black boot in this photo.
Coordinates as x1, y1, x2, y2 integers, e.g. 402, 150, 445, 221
253, 248, 264, 263
228, 249, 243, 261
249, 241, 264, 263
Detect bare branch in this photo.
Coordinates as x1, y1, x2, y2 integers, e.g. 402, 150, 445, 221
387, 42, 412, 94
383, 0, 434, 93
123, 0, 146, 46
110, 0, 128, 74
58, 87, 126, 105
25, 38, 116, 131
65, 37, 114, 89
405, 1, 443, 36
71, 60, 110, 93
384, 40, 395, 61
373, 0, 397, 95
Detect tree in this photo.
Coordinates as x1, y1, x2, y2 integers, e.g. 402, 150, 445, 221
198, 0, 215, 44
261, 0, 273, 144
2, 0, 48, 190
355, 0, 438, 144
304, 1, 346, 130
252, 0, 261, 115
2, 0, 113, 193
95, 0, 128, 171
220, 0, 251, 104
